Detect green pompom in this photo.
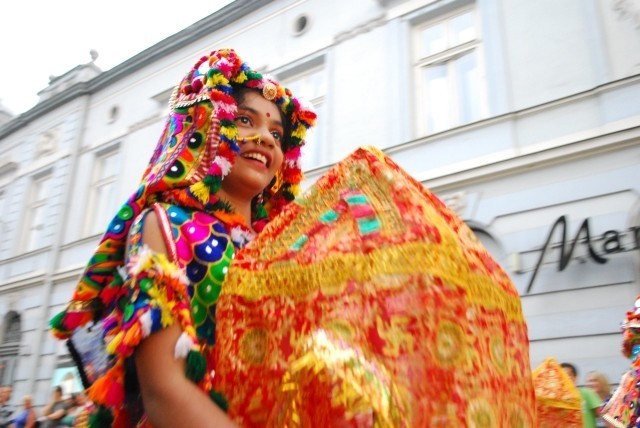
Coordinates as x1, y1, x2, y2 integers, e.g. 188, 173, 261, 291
185, 350, 206, 383
209, 389, 229, 412
49, 311, 67, 332
207, 68, 222, 78
245, 70, 262, 81
203, 175, 221, 194
88, 406, 113, 428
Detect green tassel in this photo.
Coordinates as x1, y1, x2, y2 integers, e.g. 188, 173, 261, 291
255, 203, 268, 220
209, 389, 229, 412
49, 311, 67, 332
185, 350, 206, 383
212, 199, 234, 214
88, 406, 113, 428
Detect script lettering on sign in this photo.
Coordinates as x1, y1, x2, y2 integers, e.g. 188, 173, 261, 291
525, 216, 640, 294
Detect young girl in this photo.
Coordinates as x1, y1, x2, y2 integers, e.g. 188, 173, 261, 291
51, 49, 316, 427
53, 48, 536, 427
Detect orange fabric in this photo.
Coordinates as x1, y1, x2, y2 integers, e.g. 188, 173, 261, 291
532, 358, 582, 427
214, 147, 536, 426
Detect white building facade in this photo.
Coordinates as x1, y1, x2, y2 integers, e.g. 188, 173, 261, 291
1, 0, 639, 406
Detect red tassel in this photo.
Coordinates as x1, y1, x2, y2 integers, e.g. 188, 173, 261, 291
63, 311, 93, 330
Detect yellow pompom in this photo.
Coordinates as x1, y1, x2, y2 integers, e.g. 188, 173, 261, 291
189, 182, 210, 204
207, 73, 229, 87
220, 126, 238, 139
292, 124, 306, 139
234, 71, 248, 84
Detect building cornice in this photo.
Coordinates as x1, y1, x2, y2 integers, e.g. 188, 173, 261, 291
0, 0, 273, 140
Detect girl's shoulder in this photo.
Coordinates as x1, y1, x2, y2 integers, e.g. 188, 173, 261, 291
132, 203, 236, 266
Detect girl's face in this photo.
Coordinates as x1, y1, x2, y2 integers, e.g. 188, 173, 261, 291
221, 90, 285, 198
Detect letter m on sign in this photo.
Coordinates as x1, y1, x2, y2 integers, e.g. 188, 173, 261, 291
526, 216, 606, 294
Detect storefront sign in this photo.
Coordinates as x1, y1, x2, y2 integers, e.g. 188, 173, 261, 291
526, 215, 640, 294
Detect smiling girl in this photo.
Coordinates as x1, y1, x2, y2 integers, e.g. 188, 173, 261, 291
50, 49, 316, 427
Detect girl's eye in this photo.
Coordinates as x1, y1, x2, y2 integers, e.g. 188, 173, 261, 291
271, 130, 282, 141
235, 115, 250, 125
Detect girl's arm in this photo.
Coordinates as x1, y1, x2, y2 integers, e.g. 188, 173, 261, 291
136, 324, 235, 427
133, 211, 235, 428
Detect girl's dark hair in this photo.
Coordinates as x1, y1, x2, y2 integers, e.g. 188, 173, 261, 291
231, 86, 293, 151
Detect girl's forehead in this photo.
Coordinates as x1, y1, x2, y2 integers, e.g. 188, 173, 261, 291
238, 92, 283, 121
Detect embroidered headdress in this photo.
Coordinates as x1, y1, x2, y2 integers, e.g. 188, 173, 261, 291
51, 48, 316, 338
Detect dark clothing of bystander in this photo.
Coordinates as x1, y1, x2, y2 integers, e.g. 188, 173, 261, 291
0, 401, 14, 428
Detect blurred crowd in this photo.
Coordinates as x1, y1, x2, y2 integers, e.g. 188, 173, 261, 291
561, 363, 612, 428
0, 385, 92, 428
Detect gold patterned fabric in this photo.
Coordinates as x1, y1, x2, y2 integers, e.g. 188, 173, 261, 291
213, 147, 536, 426
532, 358, 582, 427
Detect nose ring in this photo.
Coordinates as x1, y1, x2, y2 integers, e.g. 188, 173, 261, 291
241, 135, 262, 146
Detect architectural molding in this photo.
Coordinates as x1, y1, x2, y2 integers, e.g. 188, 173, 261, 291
418, 122, 640, 191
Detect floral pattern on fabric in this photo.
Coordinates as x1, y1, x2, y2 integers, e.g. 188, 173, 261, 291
213, 147, 536, 427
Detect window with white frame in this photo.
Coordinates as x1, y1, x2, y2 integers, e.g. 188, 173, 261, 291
88, 149, 120, 235
0, 312, 21, 387
23, 174, 52, 252
415, 7, 487, 135
282, 66, 326, 170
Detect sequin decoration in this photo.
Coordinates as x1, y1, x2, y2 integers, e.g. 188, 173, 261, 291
167, 204, 234, 345
213, 146, 536, 427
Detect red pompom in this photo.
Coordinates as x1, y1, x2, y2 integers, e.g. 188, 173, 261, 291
192, 78, 203, 92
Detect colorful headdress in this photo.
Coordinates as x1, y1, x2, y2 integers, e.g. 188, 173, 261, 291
51, 48, 316, 338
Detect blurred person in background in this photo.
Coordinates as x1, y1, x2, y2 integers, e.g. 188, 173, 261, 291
41, 386, 67, 428
13, 395, 36, 428
0, 385, 13, 428
562, 363, 602, 428
586, 371, 612, 428
70, 392, 92, 428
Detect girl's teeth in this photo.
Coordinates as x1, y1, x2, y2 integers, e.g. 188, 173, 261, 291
243, 153, 267, 165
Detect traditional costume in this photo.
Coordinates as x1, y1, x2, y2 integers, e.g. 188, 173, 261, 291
601, 297, 640, 428
51, 48, 535, 427
50, 48, 316, 427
